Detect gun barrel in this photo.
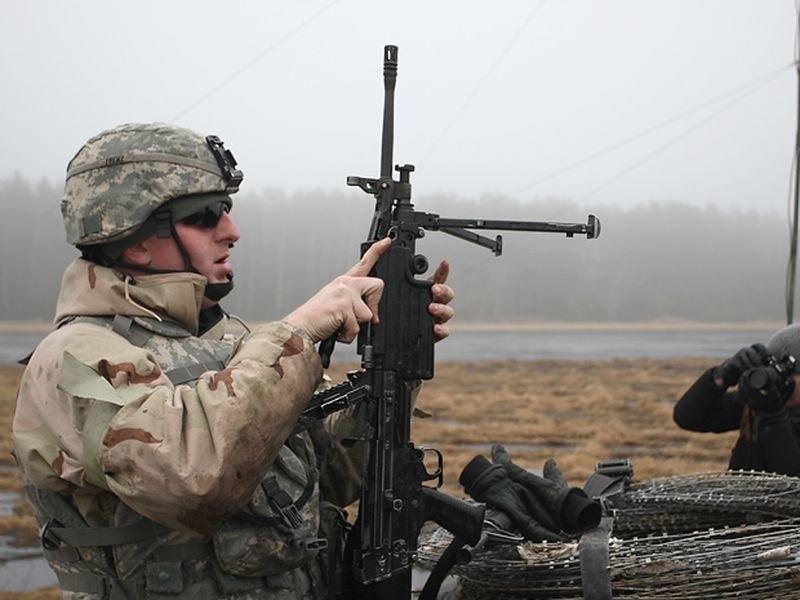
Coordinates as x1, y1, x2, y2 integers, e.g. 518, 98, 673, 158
381, 45, 398, 178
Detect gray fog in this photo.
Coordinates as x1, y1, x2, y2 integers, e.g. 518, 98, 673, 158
1, 1, 795, 213
0, 181, 793, 325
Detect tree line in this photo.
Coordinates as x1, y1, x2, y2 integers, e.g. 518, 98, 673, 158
0, 173, 789, 324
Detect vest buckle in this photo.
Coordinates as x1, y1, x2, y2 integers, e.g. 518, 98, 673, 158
40, 519, 63, 551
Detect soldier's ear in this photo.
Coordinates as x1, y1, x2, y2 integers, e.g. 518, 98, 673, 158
121, 240, 153, 267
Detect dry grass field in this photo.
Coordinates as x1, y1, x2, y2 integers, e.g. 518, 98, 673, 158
0, 357, 736, 599
327, 357, 736, 495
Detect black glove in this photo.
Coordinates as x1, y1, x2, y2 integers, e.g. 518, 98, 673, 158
738, 367, 793, 416
491, 445, 601, 534
714, 343, 769, 388
460, 454, 562, 542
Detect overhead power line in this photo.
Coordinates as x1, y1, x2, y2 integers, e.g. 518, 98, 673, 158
171, 1, 339, 122
507, 62, 794, 199
578, 69, 789, 202
418, 0, 548, 168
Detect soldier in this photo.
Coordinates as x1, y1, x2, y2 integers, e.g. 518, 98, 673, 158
673, 324, 800, 475
11, 122, 455, 599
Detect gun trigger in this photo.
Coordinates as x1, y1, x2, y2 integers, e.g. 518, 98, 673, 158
421, 447, 444, 487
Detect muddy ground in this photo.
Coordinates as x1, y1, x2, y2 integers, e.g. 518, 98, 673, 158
0, 357, 736, 599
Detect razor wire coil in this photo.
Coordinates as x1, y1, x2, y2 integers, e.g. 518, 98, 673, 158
417, 471, 800, 599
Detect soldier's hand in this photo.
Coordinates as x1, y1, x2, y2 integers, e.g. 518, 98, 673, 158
283, 238, 391, 343
714, 343, 768, 388
428, 260, 454, 342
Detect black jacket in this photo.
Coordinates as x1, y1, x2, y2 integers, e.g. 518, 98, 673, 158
673, 367, 800, 476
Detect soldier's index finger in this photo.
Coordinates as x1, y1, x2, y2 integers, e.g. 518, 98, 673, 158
346, 237, 391, 276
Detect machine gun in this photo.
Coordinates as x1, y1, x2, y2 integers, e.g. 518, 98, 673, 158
310, 45, 600, 600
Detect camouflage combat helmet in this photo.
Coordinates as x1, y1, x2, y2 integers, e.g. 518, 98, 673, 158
767, 324, 800, 368
61, 122, 243, 247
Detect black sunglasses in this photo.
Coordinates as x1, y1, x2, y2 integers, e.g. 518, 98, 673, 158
180, 201, 231, 229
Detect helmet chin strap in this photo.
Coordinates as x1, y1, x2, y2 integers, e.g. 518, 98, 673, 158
204, 278, 235, 301
166, 220, 235, 303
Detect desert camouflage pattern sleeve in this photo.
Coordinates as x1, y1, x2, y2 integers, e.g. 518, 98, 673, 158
13, 320, 322, 536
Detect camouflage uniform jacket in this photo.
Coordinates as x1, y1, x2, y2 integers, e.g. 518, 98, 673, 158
12, 259, 361, 599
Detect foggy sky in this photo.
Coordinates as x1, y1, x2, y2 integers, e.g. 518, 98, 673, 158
1, 1, 795, 215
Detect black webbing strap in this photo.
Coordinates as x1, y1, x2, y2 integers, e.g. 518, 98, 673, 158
583, 459, 633, 501
262, 476, 303, 528
579, 516, 613, 600
578, 460, 633, 599
259, 462, 317, 529
42, 518, 171, 549
584, 472, 626, 500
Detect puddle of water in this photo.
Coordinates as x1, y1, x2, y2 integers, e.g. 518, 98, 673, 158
0, 556, 58, 592
0, 490, 20, 517
0, 536, 58, 592
0, 489, 59, 593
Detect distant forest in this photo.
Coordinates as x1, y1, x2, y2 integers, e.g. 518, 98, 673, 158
0, 173, 791, 324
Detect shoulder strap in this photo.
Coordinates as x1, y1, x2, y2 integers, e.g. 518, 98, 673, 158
583, 459, 633, 500
43, 517, 171, 549
579, 516, 614, 600
110, 315, 154, 346
578, 460, 633, 599
65, 315, 228, 386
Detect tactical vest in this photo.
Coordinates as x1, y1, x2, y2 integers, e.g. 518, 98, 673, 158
24, 314, 343, 600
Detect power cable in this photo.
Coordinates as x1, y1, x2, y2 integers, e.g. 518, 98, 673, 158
507, 62, 794, 198
417, 0, 547, 168
170, 1, 339, 122
577, 71, 786, 202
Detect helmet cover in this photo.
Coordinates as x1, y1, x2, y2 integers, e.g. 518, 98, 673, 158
61, 122, 242, 246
